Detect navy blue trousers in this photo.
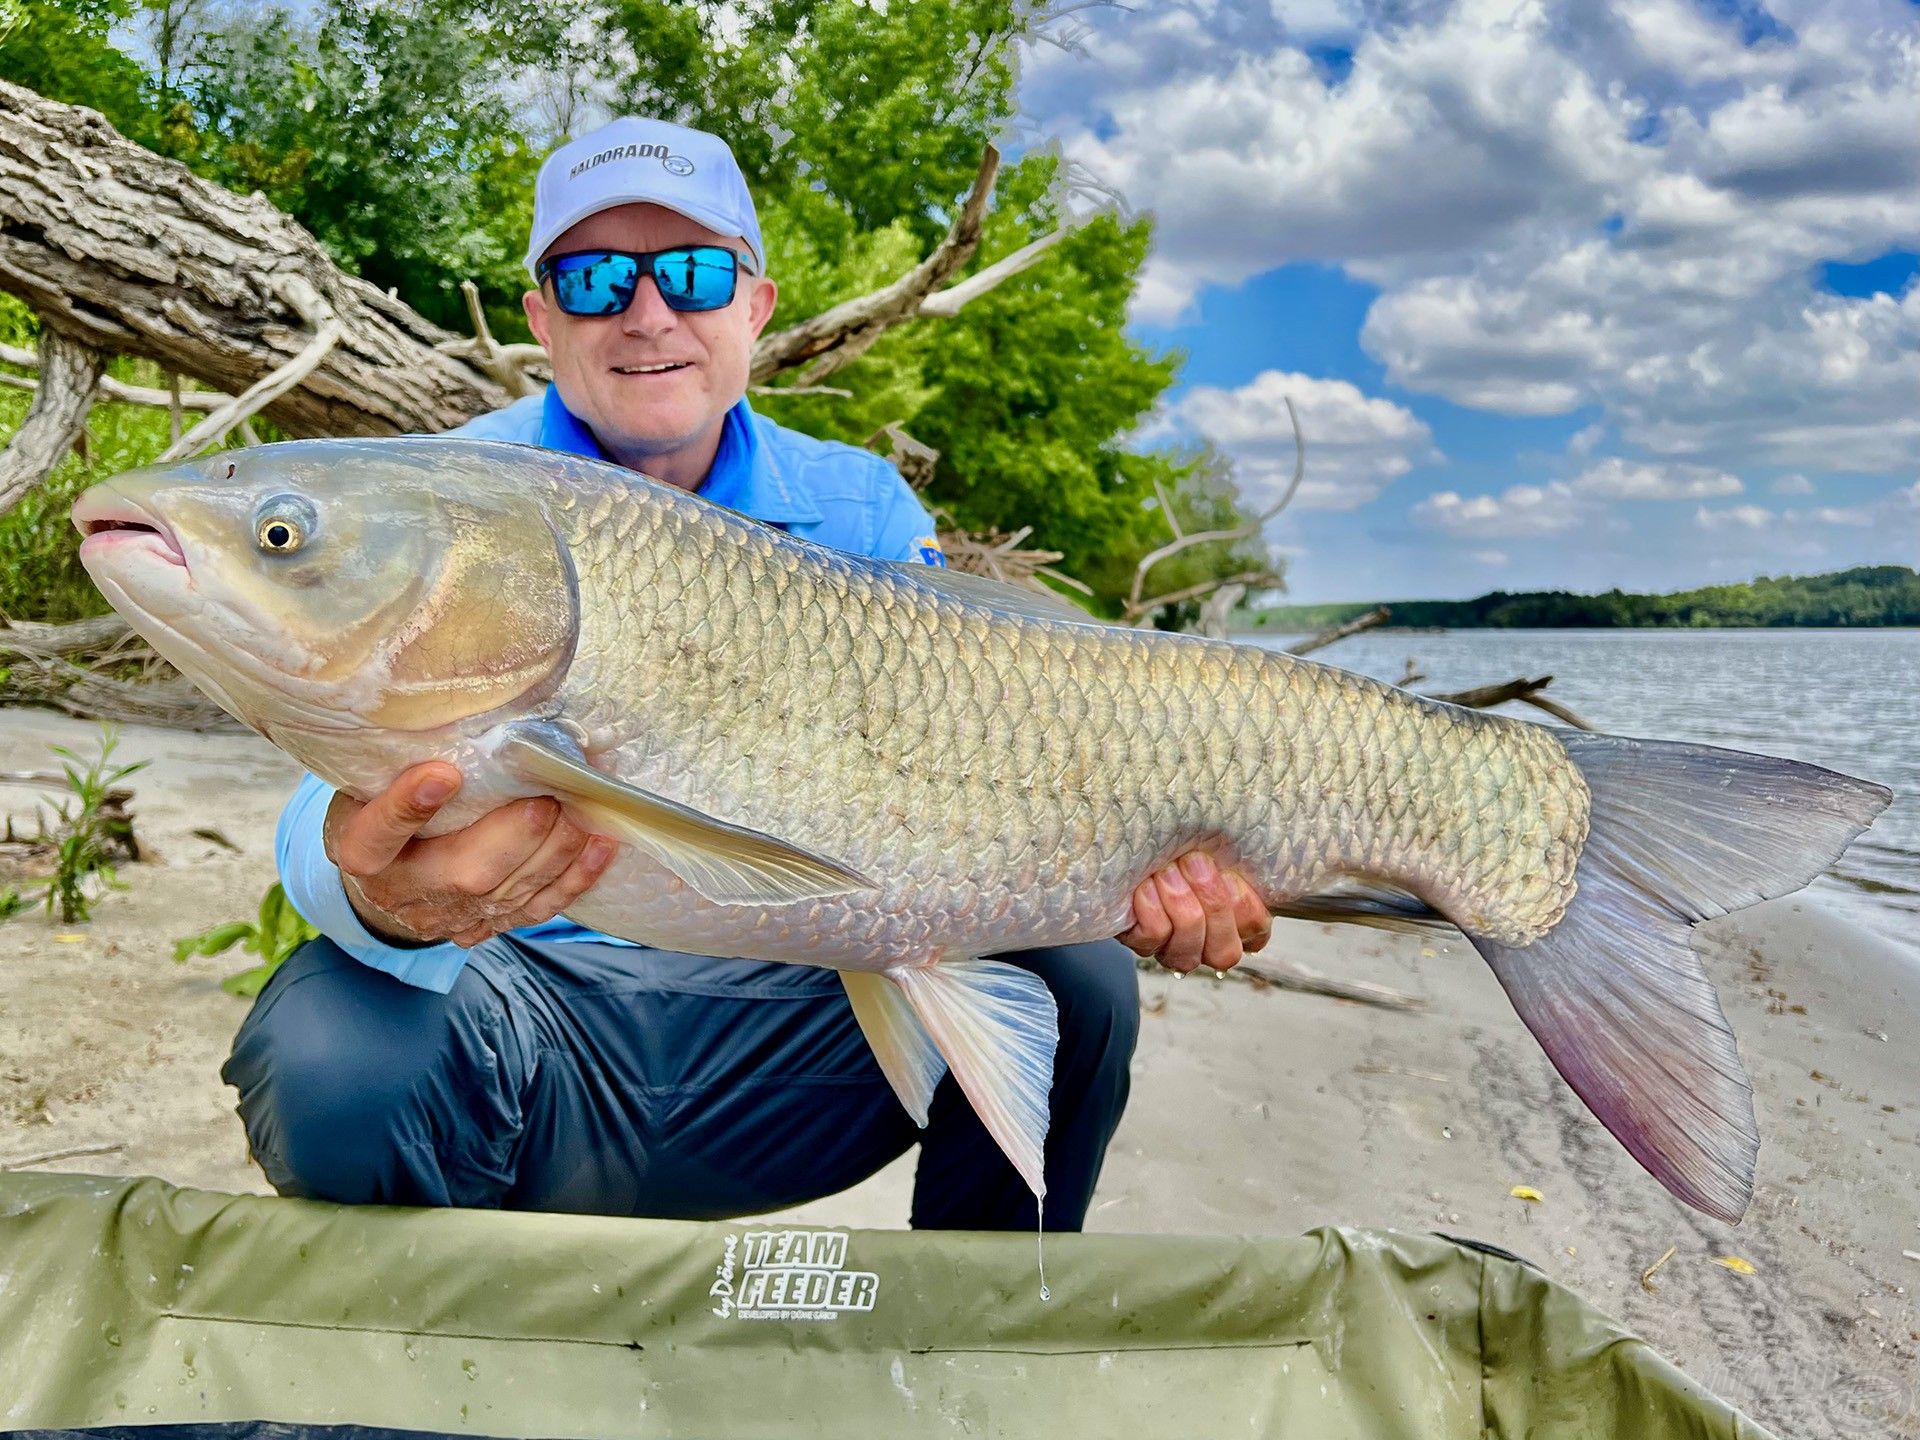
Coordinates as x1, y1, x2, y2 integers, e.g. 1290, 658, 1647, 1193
221, 936, 1138, 1231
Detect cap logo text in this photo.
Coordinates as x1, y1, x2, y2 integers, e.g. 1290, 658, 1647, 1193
570, 143, 694, 180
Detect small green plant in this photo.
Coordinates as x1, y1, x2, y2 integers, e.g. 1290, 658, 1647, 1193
174, 881, 318, 998
0, 724, 148, 924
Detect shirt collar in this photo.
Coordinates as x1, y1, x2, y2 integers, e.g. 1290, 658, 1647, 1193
538, 387, 822, 527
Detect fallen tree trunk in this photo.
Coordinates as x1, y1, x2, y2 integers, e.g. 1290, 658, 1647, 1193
0, 327, 102, 511
0, 80, 511, 440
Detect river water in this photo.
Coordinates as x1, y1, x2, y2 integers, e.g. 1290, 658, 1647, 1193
1248, 627, 1919, 956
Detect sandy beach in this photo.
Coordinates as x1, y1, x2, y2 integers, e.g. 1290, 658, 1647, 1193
0, 706, 1914, 1437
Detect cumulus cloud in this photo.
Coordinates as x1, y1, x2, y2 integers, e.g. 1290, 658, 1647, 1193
1414, 482, 1584, 538
1165, 370, 1438, 511
1695, 503, 1774, 529
1569, 458, 1743, 499
1769, 473, 1816, 495
1026, 0, 1920, 478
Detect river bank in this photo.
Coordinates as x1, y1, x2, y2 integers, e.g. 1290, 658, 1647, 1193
0, 707, 1914, 1436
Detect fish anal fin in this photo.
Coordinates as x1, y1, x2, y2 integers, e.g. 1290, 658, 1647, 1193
1275, 876, 1451, 935
894, 960, 1059, 1200
499, 722, 873, 906
842, 971, 945, 1127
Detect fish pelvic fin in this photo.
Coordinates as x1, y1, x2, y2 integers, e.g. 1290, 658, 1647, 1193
841, 971, 946, 1127
1474, 731, 1891, 1224
893, 959, 1059, 1202
500, 723, 874, 906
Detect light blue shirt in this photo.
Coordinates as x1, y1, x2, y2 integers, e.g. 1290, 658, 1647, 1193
276, 388, 944, 993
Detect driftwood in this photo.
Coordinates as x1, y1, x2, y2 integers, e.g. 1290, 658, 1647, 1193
0, 328, 103, 512
0, 80, 513, 441
0, 617, 240, 731
0, 343, 226, 412
1286, 606, 1391, 657
1430, 674, 1594, 730
1139, 953, 1423, 1012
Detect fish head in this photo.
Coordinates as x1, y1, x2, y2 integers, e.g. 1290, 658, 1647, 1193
73, 439, 578, 743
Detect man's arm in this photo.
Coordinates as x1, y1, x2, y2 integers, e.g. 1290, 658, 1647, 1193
276, 765, 617, 968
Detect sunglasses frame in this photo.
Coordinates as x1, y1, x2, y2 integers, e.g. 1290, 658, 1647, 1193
535, 244, 755, 316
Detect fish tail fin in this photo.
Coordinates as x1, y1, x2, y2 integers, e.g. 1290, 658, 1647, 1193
1473, 731, 1891, 1223
887, 960, 1059, 1201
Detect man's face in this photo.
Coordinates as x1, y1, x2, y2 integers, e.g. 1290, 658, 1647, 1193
523, 202, 777, 467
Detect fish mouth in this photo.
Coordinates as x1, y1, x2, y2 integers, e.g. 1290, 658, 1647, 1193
72, 489, 188, 571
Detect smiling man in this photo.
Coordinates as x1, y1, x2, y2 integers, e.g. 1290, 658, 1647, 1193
221, 117, 1270, 1231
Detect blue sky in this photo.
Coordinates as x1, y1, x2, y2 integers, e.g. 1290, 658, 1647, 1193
1015, 0, 1920, 604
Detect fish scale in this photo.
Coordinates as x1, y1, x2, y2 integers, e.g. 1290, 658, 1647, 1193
74, 438, 1893, 1222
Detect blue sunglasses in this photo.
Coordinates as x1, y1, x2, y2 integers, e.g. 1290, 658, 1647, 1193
536, 245, 752, 316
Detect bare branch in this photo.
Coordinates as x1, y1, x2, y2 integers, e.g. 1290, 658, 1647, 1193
1151, 475, 1184, 540
1428, 674, 1595, 731
156, 306, 345, 463
0, 343, 226, 412
1127, 395, 1304, 620
1286, 606, 1391, 657
918, 224, 1075, 318
751, 146, 1001, 386
750, 384, 855, 399
0, 326, 104, 514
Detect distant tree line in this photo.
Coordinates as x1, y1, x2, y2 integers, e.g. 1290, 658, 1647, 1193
1249, 566, 1920, 630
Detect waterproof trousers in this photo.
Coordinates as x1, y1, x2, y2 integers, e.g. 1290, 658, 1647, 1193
221, 935, 1139, 1231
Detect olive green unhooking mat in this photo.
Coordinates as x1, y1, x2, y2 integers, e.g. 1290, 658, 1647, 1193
0, 1172, 1773, 1439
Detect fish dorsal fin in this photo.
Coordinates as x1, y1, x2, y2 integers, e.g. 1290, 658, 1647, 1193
882, 560, 1098, 625
499, 722, 874, 906
1275, 876, 1451, 935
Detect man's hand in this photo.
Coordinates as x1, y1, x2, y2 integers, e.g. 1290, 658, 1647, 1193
324, 761, 617, 948
1117, 851, 1271, 975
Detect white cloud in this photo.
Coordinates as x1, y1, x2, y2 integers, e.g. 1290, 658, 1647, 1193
1028, 0, 1920, 474
1695, 503, 1774, 529
1166, 370, 1439, 511
1414, 481, 1584, 538
1569, 458, 1742, 500
1801, 505, 1875, 526
1769, 473, 1815, 495
1470, 548, 1509, 567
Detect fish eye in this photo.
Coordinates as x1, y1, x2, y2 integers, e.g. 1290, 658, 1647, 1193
253, 495, 317, 556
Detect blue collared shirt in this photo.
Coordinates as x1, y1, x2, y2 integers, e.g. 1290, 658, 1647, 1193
276, 388, 944, 993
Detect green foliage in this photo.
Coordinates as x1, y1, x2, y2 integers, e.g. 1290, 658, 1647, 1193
1250, 566, 1920, 630
173, 881, 317, 998
0, 0, 1270, 617
0, 295, 261, 622
0, 0, 158, 145
0, 724, 148, 924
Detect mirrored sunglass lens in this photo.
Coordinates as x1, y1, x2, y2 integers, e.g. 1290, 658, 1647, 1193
554, 254, 639, 314
652, 247, 737, 310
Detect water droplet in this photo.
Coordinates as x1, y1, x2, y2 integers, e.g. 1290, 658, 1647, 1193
462, 1358, 478, 1381
101, 1324, 122, 1348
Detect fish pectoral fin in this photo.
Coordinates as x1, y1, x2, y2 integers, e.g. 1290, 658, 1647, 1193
893, 960, 1059, 1201
1274, 876, 1452, 935
499, 724, 874, 906
842, 972, 946, 1127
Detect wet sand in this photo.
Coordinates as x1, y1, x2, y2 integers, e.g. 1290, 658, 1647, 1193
1, 707, 1914, 1436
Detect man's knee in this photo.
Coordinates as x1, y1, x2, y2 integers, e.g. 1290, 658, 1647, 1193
221, 938, 528, 1205
1012, 940, 1141, 1067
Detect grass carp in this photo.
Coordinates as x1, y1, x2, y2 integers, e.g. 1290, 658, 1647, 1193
74, 439, 1893, 1226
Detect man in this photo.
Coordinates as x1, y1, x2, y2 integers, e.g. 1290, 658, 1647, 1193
222, 117, 1271, 1230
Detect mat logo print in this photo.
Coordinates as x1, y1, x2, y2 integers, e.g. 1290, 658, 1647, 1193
711, 1229, 879, 1321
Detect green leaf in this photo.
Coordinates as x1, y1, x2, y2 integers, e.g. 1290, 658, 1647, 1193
173, 921, 257, 964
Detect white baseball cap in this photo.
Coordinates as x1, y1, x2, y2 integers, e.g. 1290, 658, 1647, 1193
523, 116, 765, 280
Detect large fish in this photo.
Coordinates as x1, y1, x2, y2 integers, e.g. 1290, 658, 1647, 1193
74, 439, 1891, 1224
